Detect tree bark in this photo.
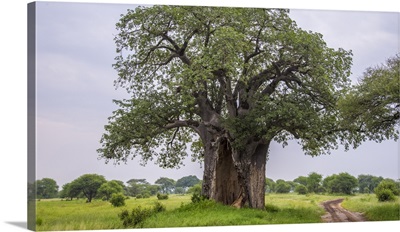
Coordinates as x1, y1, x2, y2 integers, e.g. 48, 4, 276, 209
202, 135, 241, 201
201, 133, 269, 210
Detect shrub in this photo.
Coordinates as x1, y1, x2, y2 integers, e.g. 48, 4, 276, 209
153, 201, 166, 213
294, 184, 308, 195
191, 192, 208, 203
157, 193, 168, 200
119, 202, 166, 228
119, 206, 151, 228
187, 184, 201, 194
143, 192, 151, 198
375, 179, 399, 202
136, 194, 143, 199
376, 189, 396, 202
110, 193, 126, 207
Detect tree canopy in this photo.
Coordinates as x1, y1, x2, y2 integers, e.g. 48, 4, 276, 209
35, 178, 59, 199
98, 180, 125, 200
69, 174, 107, 203
155, 177, 176, 194
323, 173, 358, 195
98, 5, 353, 165
176, 175, 201, 189
338, 53, 399, 147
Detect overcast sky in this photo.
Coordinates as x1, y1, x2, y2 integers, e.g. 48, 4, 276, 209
34, 1, 399, 188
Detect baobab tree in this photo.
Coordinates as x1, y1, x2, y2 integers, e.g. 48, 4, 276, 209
98, 5, 396, 209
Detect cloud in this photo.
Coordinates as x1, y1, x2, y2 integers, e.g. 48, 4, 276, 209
290, 9, 398, 81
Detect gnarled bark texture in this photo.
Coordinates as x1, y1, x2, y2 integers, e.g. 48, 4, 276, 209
201, 132, 269, 209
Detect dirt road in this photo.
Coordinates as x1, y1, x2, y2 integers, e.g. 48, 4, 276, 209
321, 198, 366, 222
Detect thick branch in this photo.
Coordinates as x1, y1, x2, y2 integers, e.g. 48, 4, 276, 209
161, 33, 181, 51
165, 119, 200, 133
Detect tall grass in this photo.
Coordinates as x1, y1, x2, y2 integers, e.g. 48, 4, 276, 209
35, 193, 399, 231
341, 194, 400, 221
36, 195, 191, 231
143, 197, 324, 228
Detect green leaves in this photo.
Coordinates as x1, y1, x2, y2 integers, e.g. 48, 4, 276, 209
338, 53, 399, 148
99, 4, 368, 167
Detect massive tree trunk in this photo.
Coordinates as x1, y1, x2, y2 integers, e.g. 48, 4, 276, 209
202, 134, 241, 205
201, 130, 269, 209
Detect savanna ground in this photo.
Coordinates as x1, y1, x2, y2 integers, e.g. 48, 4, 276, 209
34, 193, 399, 231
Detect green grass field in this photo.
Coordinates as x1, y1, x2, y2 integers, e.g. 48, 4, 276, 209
35, 193, 399, 231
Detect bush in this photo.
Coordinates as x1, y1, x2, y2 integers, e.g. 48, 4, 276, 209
157, 193, 168, 200
119, 202, 166, 228
191, 192, 208, 203
110, 193, 126, 207
375, 179, 399, 202
136, 194, 143, 199
294, 184, 308, 195
376, 189, 396, 202
187, 184, 201, 195
119, 206, 151, 228
153, 201, 166, 213
143, 192, 151, 198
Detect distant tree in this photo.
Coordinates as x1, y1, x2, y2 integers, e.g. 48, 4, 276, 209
265, 178, 276, 193
322, 174, 337, 192
59, 182, 82, 200
176, 175, 201, 190
294, 184, 308, 195
69, 174, 107, 203
125, 178, 159, 196
98, 180, 125, 201
113, 180, 126, 189
306, 172, 322, 193
293, 176, 308, 186
275, 179, 286, 185
286, 181, 297, 192
358, 174, 383, 194
127, 179, 150, 185
187, 183, 202, 195
146, 185, 161, 195
175, 187, 185, 195
275, 180, 291, 193
324, 173, 358, 195
59, 183, 71, 200
126, 179, 148, 196
155, 177, 176, 194
35, 178, 59, 199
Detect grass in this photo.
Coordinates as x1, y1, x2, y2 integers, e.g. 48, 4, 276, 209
35, 195, 191, 231
143, 195, 326, 228
341, 194, 400, 221
35, 193, 400, 231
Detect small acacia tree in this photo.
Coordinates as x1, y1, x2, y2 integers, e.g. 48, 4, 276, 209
98, 5, 397, 209
98, 180, 125, 201
69, 174, 107, 203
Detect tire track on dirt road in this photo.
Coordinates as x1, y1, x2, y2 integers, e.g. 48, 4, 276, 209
321, 198, 366, 222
